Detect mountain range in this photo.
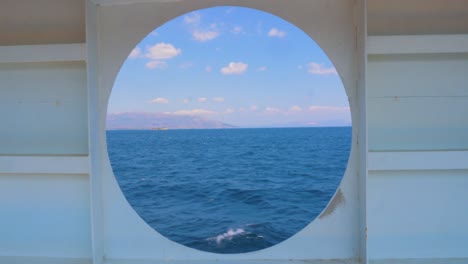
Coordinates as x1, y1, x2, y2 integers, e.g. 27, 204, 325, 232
106, 112, 236, 130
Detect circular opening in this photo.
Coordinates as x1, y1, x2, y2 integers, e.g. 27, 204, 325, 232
106, 6, 351, 254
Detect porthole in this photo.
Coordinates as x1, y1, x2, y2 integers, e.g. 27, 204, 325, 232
106, 6, 351, 254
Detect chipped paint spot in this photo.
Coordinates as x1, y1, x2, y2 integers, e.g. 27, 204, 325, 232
319, 188, 345, 219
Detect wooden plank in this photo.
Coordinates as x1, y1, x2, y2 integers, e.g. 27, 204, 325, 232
0, 44, 86, 63
368, 151, 468, 171
0, 155, 89, 174
367, 35, 468, 55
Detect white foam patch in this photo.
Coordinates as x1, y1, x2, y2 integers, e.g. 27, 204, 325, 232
211, 228, 246, 245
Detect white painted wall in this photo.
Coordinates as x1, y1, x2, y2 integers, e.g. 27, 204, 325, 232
0, 174, 91, 258
367, 52, 468, 259
368, 170, 468, 259
3, 1, 467, 263
88, 0, 366, 262
367, 54, 468, 151
0, 61, 88, 155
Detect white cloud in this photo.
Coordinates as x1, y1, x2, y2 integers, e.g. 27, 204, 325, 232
265, 107, 281, 114
182, 98, 191, 104
206, 66, 212, 73
257, 66, 267, 72
213, 97, 225, 103
145, 60, 167, 70
232, 26, 243, 34
179, 62, 193, 69
150, 97, 169, 104
221, 62, 248, 75
145, 43, 181, 60
172, 109, 214, 116
197, 97, 207, 103
268, 28, 286, 38
128, 47, 141, 59
192, 30, 220, 42
307, 62, 338, 75
225, 7, 236, 15
308, 106, 350, 112
184, 12, 201, 25
289, 105, 302, 112
250, 105, 258, 111
224, 108, 234, 114
256, 21, 263, 35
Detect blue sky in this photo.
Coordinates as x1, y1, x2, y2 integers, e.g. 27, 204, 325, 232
108, 6, 350, 127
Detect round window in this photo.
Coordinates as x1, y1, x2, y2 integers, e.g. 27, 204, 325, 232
107, 6, 351, 254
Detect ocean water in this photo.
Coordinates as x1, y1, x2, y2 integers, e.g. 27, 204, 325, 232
107, 127, 351, 254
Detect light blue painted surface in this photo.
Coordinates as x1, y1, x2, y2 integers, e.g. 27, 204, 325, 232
0, 62, 88, 155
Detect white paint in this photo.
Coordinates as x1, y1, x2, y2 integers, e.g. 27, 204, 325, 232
368, 170, 468, 259
0, 44, 87, 63
86, 2, 105, 264
0, 174, 91, 258
0, 155, 89, 174
356, 0, 368, 263
93, 0, 364, 262
93, 0, 183, 5
1, 1, 467, 264
0, 256, 91, 264
367, 54, 468, 151
367, 35, 468, 55
0, 61, 88, 155
369, 151, 468, 171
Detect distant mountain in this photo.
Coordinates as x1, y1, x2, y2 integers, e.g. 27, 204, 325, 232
107, 112, 236, 130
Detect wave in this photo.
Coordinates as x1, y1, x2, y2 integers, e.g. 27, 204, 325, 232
209, 228, 246, 245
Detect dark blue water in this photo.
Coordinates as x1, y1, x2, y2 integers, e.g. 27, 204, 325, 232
107, 127, 351, 254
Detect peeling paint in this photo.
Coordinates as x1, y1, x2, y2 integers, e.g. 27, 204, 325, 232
319, 188, 345, 219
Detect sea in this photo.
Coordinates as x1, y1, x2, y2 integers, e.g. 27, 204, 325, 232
107, 127, 351, 254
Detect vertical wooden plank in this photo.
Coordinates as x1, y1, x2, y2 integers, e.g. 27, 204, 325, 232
86, 1, 104, 264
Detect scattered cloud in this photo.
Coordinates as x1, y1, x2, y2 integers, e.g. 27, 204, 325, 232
250, 105, 258, 111
197, 97, 207, 103
289, 105, 302, 112
256, 21, 263, 35
307, 63, 337, 75
145, 43, 181, 60
268, 28, 286, 38
150, 97, 169, 104
184, 12, 201, 25
182, 98, 190, 104
145, 60, 167, 70
224, 108, 235, 114
308, 106, 350, 112
184, 13, 220, 42
231, 26, 243, 34
192, 29, 220, 42
172, 109, 214, 115
257, 66, 267, 72
179, 62, 193, 69
225, 7, 236, 15
221, 62, 248, 75
213, 97, 225, 103
205, 66, 213, 73
265, 107, 281, 114
128, 47, 141, 59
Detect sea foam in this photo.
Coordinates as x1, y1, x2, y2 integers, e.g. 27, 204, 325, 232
212, 228, 245, 245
